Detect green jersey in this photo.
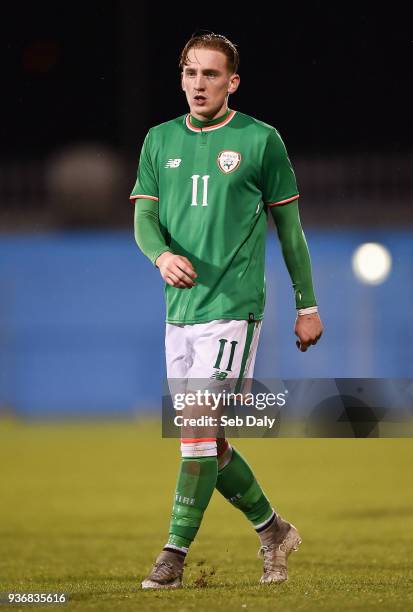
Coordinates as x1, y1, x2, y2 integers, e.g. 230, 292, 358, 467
130, 109, 299, 324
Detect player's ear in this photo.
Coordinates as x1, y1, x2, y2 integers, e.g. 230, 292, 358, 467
181, 72, 186, 92
228, 73, 240, 95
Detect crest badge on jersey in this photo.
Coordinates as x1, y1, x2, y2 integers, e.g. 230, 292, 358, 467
217, 150, 242, 174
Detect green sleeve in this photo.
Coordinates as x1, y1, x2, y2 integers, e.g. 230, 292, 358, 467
130, 130, 159, 200
269, 200, 317, 309
260, 129, 299, 205
134, 199, 171, 266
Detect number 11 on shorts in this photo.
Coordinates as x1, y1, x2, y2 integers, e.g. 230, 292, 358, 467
213, 338, 238, 372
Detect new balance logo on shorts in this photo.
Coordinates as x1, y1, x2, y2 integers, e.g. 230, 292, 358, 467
165, 159, 182, 168
211, 371, 228, 380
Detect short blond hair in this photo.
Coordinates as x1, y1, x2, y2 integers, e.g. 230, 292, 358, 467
179, 32, 239, 74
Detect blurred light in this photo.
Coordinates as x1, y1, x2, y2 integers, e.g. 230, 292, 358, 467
352, 242, 392, 285
46, 144, 124, 224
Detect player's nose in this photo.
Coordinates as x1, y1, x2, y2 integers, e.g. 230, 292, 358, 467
194, 74, 205, 90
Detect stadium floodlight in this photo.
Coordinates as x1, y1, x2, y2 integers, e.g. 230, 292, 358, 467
352, 242, 392, 285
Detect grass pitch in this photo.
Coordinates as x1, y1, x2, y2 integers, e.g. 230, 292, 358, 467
1, 418, 413, 611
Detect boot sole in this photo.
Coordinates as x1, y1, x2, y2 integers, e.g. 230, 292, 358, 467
141, 578, 182, 589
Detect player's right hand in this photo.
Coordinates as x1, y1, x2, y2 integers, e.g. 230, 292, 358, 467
155, 252, 197, 289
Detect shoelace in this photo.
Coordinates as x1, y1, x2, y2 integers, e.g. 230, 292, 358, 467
151, 560, 176, 580
258, 544, 270, 558
257, 542, 285, 557
258, 544, 287, 573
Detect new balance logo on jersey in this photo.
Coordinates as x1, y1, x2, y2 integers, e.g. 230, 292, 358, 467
165, 158, 182, 168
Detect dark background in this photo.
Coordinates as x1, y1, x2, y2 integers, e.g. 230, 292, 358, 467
1, 3, 412, 227
0, 3, 412, 414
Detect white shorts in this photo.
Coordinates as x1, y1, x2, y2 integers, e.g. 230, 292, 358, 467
166, 319, 262, 456
165, 319, 262, 383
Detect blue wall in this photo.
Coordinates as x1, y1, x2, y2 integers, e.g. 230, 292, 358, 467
0, 229, 412, 416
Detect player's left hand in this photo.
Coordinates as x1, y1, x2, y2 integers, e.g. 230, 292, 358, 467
294, 312, 323, 352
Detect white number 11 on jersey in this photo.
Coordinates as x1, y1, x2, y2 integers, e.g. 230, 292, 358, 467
191, 174, 210, 206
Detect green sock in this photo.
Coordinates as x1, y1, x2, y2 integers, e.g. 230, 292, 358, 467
167, 456, 218, 550
216, 447, 273, 528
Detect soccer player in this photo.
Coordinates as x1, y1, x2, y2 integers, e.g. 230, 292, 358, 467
131, 33, 324, 589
